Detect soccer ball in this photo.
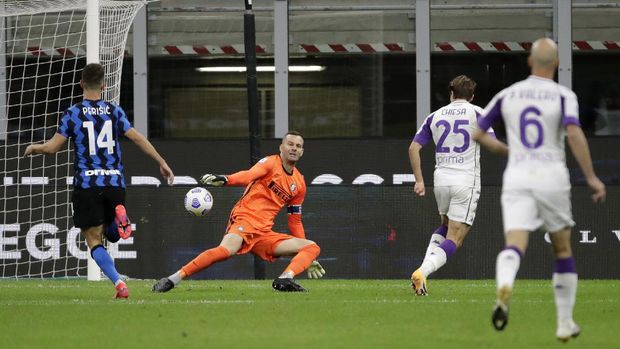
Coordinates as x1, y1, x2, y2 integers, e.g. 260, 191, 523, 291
184, 187, 214, 216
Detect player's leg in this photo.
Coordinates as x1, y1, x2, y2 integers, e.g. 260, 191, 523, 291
102, 187, 129, 242
101, 187, 131, 240
419, 219, 470, 275
82, 226, 129, 298
539, 189, 579, 341
411, 219, 470, 295
74, 188, 128, 298
492, 229, 528, 330
271, 237, 320, 292
410, 188, 449, 295
153, 232, 241, 292
114, 204, 132, 239
492, 189, 539, 330
274, 237, 320, 277
423, 217, 448, 261
411, 186, 477, 295
549, 227, 580, 341
423, 187, 451, 260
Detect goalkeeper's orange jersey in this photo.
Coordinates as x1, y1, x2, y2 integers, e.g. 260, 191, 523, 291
225, 154, 306, 238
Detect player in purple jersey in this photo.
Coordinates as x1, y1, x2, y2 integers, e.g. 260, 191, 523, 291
24, 63, 174, 298
409, 75, 501, 295
474, 38, 606, 341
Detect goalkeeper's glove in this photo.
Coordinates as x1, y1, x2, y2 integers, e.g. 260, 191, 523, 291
200, 174, 228, 186
307, 260, 326, 279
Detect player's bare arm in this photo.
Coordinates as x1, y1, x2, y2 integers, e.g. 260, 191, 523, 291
473, 129, 508, 156
23, 133, 67, 157
124, 128, 174, 185
408, 140, 425, 196
565, 124, 606, 203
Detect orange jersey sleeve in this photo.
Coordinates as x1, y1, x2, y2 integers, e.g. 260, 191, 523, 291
226, 157, 273, 186
287, 183, 306, 238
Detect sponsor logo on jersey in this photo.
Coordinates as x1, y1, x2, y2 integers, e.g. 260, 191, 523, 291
268, 181, 292, 201
437, 155, 465, 164
84, 169, 121, 176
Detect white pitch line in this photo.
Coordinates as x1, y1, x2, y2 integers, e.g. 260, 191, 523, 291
1, 298, 616, 306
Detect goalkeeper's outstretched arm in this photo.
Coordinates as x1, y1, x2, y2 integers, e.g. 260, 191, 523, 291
201, 156, 274, 187
200, 174, 228, 186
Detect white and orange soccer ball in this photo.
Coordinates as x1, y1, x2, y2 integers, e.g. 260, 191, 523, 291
184, 187, 214, 216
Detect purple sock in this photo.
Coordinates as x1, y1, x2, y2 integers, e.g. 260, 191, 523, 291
438, 239, 457, 259
433, 225, 448, 238
555, 257, 577, 273
505, 245, 524, 259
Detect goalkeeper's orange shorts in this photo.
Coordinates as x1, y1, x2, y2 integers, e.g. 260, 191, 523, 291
227, 220, 293, 262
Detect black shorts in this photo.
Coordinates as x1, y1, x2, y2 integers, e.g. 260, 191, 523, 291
72, 187, 125, 229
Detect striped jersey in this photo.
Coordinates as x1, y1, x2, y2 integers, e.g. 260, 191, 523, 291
57, 99, 132, 189
414, 100, 493, 187
478, 75, 581, 190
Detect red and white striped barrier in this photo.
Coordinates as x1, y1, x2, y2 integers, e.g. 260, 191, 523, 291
22, 41, 620, 57
298, 43, 404, 53
26, 47, 85, 56
572, 41, 620, 50
162, 44, 266, 55
434, 41, 620, 52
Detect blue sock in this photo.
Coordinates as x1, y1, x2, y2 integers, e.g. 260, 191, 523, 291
91, 245, 121, 284
104, 223, 120, 243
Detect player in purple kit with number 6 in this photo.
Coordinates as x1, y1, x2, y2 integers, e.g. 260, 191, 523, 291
473, 38, 606, 341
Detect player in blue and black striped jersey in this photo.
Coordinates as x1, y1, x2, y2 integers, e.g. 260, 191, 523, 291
24, 63, 174, 298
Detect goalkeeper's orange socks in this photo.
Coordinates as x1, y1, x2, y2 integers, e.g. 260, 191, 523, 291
281, 243, 320, 277
176, 245, 231, 281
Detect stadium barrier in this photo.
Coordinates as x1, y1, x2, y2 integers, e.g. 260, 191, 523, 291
2, 139, 617, 279
120, 186, 619, 280
3, 185, 616, 279
119, 138, 620, 186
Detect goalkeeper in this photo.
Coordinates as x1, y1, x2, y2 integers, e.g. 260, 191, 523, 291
153, 131, 325, 293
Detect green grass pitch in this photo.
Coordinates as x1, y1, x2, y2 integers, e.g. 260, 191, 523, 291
0, 279, 617, 349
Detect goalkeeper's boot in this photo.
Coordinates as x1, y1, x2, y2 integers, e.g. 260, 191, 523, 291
114, 205, 132, 239
152, 277, 175, 293
492, 285, 512, 331
410, 269, 428, 296
556, 319, 581, 342
115, 281, 129, 299
272, 278, 307, 292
